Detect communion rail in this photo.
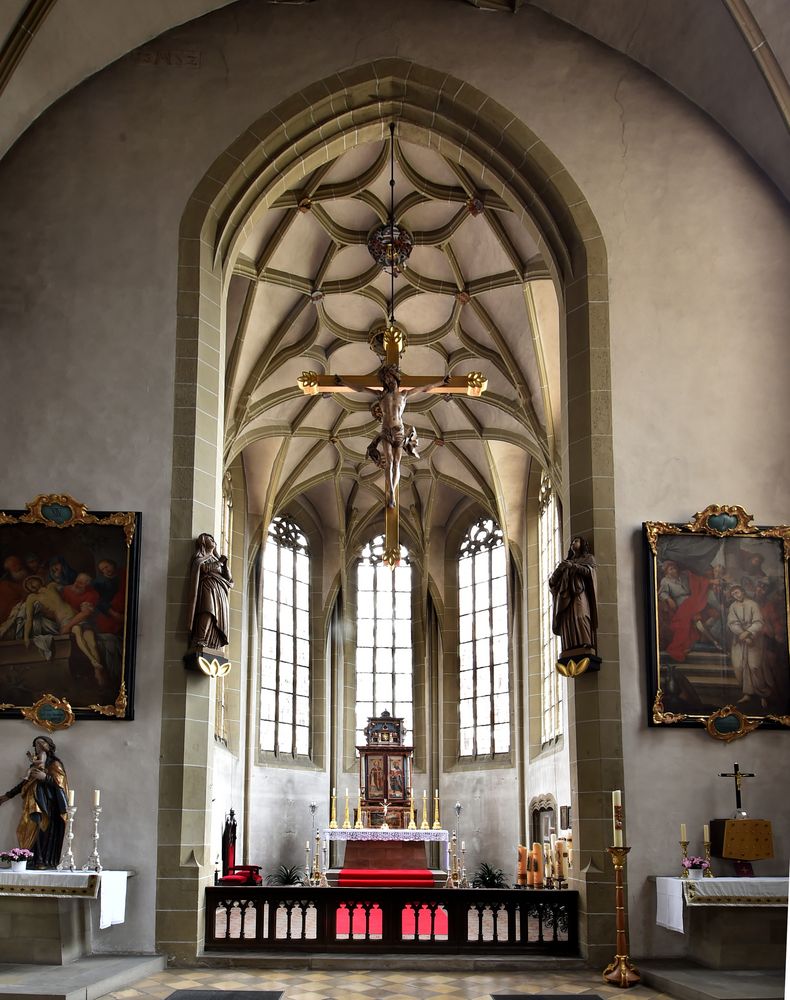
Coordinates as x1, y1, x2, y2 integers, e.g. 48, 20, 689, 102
205, 886, 578, 955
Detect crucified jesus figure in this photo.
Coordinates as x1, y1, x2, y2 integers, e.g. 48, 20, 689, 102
342, 364, 448, 508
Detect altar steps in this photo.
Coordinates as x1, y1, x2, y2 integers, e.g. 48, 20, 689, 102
0, 953, 165, 999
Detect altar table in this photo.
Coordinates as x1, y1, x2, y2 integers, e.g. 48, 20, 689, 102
654, 875, 787, 969
324, 828, 450, 872
0, 869, 132, 964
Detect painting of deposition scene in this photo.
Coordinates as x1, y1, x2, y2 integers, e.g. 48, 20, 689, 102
645, 508, 790, 728
0, 495, 140, 720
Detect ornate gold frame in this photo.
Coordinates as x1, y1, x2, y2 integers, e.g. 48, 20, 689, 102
645, 504, 790, 741
20, 693, 75, 731
0, 494, 140, 724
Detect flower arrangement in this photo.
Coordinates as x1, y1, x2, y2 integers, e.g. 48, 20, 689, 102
0, 848, 33, 863
682, 855, 710, 870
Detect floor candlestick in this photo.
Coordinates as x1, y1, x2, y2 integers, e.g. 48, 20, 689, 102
602, 845, 640, 989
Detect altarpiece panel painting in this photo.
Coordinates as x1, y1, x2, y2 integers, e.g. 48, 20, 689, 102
0, 495, 140, 723
645, 505, 790, 739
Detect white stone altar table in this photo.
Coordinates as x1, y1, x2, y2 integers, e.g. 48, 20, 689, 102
654, 875, 787, 970
324, 828, 450, 871
0, 870, 132, 964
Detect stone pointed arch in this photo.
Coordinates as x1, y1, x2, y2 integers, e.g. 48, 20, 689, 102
161, 58, 620, 966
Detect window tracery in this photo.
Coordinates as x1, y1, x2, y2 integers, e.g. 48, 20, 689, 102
538, 474, 563, 742
260, 515, 311, 756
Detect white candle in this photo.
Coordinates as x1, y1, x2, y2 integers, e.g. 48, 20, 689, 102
306, 840, 310, 850
435, 788, 438, 797
93, 789, 101, 807
345, 787, 348, 798
461, 840, 465, 851
68, 789, 75, 807
703, 824, 710, 843
612, 790, 623, 847
680, 823, 687, 842
332, 787, 336, 797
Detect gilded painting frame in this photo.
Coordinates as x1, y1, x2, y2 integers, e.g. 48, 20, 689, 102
0, 494, 141, 723
644, 504, 790, 740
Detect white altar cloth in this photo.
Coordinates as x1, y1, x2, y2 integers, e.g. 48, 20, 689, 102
0, 869, 132, 929
655, 876, 788, 934
324, 828, 451, 869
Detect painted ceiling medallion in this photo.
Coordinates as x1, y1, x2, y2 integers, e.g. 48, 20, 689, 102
366, 220, 413, 275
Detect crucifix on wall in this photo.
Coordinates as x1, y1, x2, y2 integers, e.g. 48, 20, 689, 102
296, 122, 487, 567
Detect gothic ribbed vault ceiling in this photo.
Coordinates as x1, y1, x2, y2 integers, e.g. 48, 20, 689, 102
225, 136, 561, 550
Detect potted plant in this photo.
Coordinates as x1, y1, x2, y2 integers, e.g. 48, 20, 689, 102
266, 864, 305, 886
471, 861, 508, 888
682, 855, 710, 880
0, 848, 33, 873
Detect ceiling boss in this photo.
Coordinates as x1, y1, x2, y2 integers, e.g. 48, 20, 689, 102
297, 124, 488, 566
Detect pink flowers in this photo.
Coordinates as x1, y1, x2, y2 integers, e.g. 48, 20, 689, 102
0, 848, 34, 862
682, 855, 710, 869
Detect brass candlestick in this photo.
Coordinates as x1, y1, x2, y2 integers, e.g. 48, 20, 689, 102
679, 839, 689, 879
354, 790, 363, 829
603, 846, 640, 989
342, 790, 351, 829
420, 790, 429, 830
329, 791, 338, 829
432, 791, 441, 830
305, 841, 312, 884
703, 839, 714, 878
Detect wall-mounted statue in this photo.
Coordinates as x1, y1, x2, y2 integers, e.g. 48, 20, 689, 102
187, 533, 233, 652
0, 735, 69, 868
549, 535, 598, 660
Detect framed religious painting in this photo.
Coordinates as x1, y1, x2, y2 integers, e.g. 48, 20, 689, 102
644, 504, 790, 740
364, 753, 386, 800
0, 494, 141, 724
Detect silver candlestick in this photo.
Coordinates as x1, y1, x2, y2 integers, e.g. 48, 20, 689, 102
82, 805, 103, 873
57, 805, 77, 871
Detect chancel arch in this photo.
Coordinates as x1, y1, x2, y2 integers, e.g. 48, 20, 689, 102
161, 59, 620, 965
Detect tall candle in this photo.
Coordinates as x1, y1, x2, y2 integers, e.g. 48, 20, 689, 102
68, 789, 75, 807
612, 789, 623, 847
703, 824, 710, 843
680, 823, 687, 841
332, 787, 336, 797
435, 788, 438, 797
93, 789, 101, 807
306, 840, 310, 851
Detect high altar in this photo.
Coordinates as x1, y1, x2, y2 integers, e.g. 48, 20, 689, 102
329, 712, 449, 873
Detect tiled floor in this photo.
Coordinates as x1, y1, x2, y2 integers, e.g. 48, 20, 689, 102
98, 966, 677, 1000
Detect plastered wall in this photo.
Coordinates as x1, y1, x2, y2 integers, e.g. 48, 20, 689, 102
0, 0, 787, 958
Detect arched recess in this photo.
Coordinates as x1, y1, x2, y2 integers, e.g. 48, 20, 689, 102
159, 58, 620, 966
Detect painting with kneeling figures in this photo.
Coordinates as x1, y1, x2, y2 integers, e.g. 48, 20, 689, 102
644, 504, 790, 740
0, 494, 141, 723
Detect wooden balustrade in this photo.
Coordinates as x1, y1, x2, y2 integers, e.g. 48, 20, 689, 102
205, 886, 578, 955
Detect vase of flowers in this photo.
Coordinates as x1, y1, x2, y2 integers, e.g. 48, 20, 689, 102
682, 855, 710, 880
0, 848, 33, 872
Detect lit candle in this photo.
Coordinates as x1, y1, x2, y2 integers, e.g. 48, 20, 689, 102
612, 790, 623, 847
680, 823, 687, 842
93, 789, 101, 807
68, 789, 75, 807
703, 824, 710, 843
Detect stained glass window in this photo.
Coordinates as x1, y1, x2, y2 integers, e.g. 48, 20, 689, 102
458, 517, 509, 756
356, 535, 412, 745
260, 515, 310, 756
538, 474, 563, 742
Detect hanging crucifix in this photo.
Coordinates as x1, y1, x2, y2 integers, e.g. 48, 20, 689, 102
719, 761, 755, 815
297, 123, 487, 567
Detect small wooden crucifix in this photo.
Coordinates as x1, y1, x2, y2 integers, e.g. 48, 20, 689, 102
719, 761, 755, 813
298, 323, 487, 566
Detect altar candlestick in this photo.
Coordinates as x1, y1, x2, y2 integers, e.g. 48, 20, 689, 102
612, 790, 623, 847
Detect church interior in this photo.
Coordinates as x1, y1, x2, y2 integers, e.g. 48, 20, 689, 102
0, 1, 788, 998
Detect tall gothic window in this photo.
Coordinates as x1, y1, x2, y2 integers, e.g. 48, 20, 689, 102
355, 535, 412, 745
215, 472, 233, 745
260, 515, 310, 756
538, 474, 563, 742
458, 517, 509, 756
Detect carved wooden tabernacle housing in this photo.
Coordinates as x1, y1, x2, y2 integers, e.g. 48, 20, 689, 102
357, 710, 413, 829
